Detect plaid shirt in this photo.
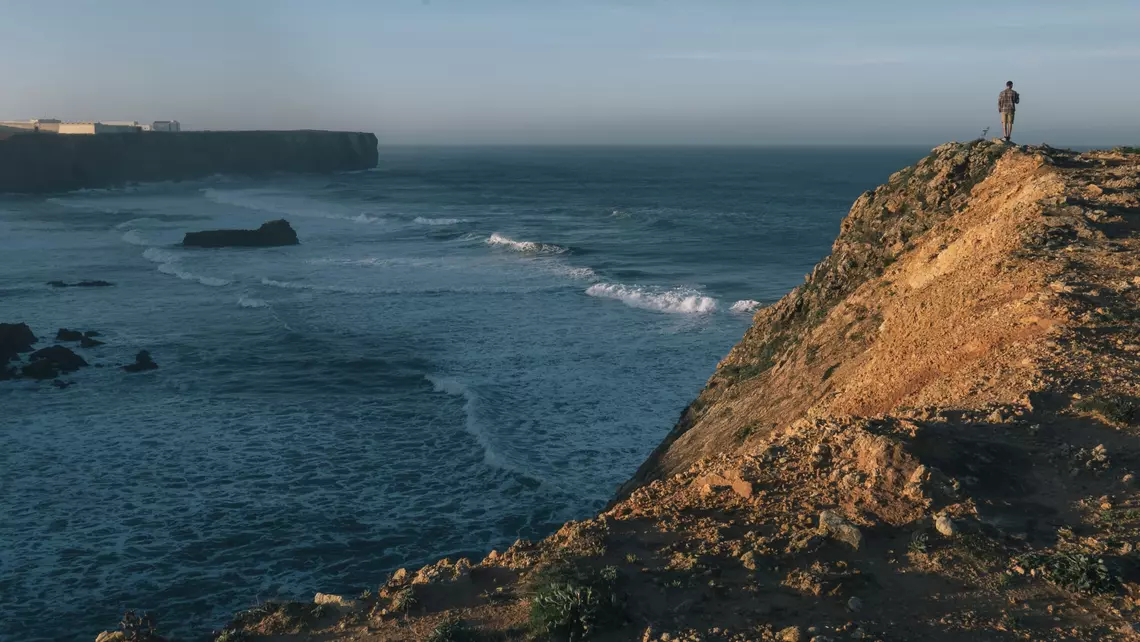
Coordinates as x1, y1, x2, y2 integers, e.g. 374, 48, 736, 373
998, 88, 1020, 113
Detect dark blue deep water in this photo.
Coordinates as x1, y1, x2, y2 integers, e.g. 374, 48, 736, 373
0, 147, 924, 640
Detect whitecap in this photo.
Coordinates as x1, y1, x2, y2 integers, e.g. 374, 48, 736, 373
259, 277, 364, 294
142, 247, 231, 287
414, 216, 469, 226
585, 283, 718, 314
486, 232, 567, 254
730, 299, 762, 313
120, 230, 152, 246
237, 295, 269, 308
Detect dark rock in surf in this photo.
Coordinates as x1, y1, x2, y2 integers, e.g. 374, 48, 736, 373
123, 350, 158, 372
80, 336, 104, 348
22, 345, 88, 380
47, 280, 114, 288
182, 219, 299, 248
56, 328, 85, 342
1, 322, 38, 372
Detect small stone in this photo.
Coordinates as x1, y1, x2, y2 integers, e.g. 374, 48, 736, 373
847, 596, 863, 613
819, 510, 863, 550
313, 592, 354, 608
95, 632, 125, 642
485, 549, 500, 561
934, 514, 957, 537
1123, 474, 1135, 487
777, 626, 803, 642
390, 568, 408, 584
740, 551, 758, 571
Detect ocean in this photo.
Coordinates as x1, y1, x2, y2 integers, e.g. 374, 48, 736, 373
0, 146, 925, 640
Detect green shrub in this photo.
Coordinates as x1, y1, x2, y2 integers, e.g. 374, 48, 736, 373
529, 563, 625, 640
120, 611, 164, 642
426, 616, 481, 642
908, 530, 929, 554
392, 587, 418, 613
1022, 552, 1117, 594
1076, 394, 1137, 425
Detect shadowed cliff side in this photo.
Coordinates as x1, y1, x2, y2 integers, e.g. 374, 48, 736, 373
97, 141, 1140, 641
0, 130, 378, 193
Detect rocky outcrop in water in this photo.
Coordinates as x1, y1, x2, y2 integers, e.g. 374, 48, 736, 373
0, 130, 378, 193
122, 350, 158, 372
182, 219, 299, 248
48, 280, 114, 288
22, 345, 88, 380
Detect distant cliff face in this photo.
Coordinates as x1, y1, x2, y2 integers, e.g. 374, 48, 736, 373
0, 130, 378, 193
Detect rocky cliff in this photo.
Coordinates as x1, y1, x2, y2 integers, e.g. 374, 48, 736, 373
0, 130, 378, 193
99, 142, 1140, 641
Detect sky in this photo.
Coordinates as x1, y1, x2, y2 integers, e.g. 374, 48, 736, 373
1, 0, 1138, 146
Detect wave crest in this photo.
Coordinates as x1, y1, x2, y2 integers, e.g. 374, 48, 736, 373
414, 216, 469, 226
585, 283, 717, 314
142, 247, 231, 287
486, 232, 567, 254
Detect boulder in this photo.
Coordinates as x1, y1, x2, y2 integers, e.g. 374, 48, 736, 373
818, 510, 863, 550
1, 322, 37, 363
934, 513, 957, 537
80, 336, 105, 348
56, 328, 84, 342
22, 345, 88, 379
182, 219, 299, 248
123, 350, 158, 372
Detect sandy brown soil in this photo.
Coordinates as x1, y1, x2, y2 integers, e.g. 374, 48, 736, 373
98, 142, 1140, 641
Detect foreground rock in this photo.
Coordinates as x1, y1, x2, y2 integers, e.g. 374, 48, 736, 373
122, 350, 158, 372
182, 219, 299, 248
22, 345, 88, 380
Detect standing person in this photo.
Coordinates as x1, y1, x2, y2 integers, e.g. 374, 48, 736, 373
998, 81, 1020, 142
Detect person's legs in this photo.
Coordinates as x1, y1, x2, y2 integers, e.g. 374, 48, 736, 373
1002, 111, 1015, 141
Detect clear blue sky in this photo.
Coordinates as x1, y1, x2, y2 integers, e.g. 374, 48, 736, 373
2, 0, 1138, 145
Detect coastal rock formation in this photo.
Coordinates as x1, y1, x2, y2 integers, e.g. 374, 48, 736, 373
182, 219, 298, 248
0, 130, 379, 193
48, 280, 113, 288
122, 350, 158, 372
1, 322, 37, 378
23, 345, 88, 380
115, 143, 1140, 641
56, 328, 85, 342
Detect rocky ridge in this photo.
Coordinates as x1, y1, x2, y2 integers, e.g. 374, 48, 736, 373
99, 141, 1140, 641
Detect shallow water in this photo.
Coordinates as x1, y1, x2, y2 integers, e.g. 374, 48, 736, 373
0, 146, 925, 640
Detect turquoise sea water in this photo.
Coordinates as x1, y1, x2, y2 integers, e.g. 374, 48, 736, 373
0, 147, 925, 640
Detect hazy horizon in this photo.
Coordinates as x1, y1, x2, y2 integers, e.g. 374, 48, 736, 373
2, 0, 1138, 147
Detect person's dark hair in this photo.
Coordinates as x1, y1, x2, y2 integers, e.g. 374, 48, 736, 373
1006, 81, 1013, 87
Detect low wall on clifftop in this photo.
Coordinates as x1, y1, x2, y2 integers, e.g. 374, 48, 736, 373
0, 130, 379, 193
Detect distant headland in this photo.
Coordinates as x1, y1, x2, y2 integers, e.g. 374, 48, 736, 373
0, 122, 378, 193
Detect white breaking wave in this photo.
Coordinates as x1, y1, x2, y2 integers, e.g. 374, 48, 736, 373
142, 247, 231, 287
202, 188, 383, 224
414, 216, 469, 226
425, 374, 511, 472
585, 283, 718, 314
730, 299, 762, 313
115, 217, 164, 230
486, 232, 567, 254
237, 295, 269, 308
549, 264, 599, 281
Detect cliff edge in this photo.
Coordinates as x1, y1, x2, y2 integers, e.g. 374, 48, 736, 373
0, 130, 378, 193
104, 142, 1140, 641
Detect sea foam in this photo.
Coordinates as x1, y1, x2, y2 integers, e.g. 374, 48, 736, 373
486, 232, 567, 254
414, 216, 469, 226
730, 299, 762, 313
425, 374, 511, 472
586, 283, 718, 314
142, 247, 231, 287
